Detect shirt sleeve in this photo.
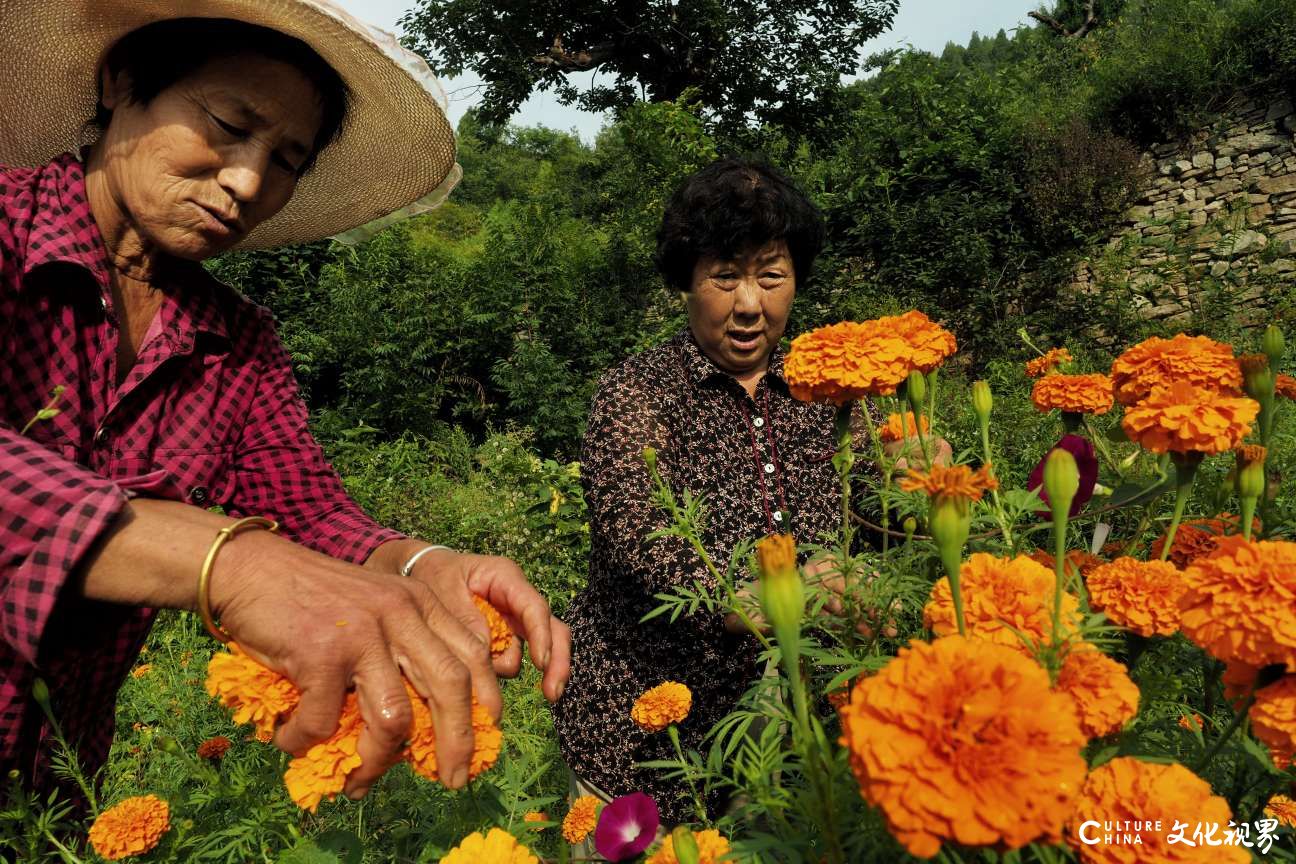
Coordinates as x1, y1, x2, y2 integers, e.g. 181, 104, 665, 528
581, 366, 723, 632
230, 309, 404, 564
0, 423, 128, 665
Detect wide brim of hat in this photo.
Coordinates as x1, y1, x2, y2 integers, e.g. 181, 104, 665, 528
0, 0, 457, 249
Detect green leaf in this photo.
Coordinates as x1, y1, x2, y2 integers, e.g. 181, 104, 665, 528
277, 830, 363, 864
1106, 477, 1174, 509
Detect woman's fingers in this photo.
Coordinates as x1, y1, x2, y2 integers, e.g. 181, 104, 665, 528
404, 581, 503, 722
466, 556, 557, 673
542, 618, 571, 701
274, 668, 345, 757
344, 647, 416, 797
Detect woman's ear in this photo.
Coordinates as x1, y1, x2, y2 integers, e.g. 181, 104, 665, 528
99, 65, 132, 112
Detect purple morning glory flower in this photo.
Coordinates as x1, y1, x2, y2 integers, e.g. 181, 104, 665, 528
594, 792, 660, 861
1028, 434, 1099, 517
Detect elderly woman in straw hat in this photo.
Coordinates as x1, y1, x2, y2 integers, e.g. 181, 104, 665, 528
0, 1, 569, 806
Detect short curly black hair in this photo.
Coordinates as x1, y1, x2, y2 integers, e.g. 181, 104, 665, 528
654, 157, 825, 292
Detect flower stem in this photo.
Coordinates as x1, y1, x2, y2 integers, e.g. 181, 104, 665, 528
1159, 455, 1200, 562
978, 420, 1013, 547
667, 724, 707, 824
1192, 692, 1256, 773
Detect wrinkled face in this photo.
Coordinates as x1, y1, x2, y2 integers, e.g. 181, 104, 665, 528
686, 240, 796, 379
96, 53, 324, 259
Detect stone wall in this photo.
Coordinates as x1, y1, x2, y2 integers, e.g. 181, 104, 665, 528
1070, 92, 1296, 325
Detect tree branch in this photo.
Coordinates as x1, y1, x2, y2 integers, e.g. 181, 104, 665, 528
1028, 1, 1097, 38
531, 35, 618, 71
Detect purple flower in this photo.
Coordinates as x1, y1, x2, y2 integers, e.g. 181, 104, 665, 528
594, 792, 659, 861
1028, 434, 1098, 517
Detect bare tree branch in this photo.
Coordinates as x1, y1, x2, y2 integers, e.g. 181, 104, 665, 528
1028, 0, 1097, 38
531, 35, 618, 71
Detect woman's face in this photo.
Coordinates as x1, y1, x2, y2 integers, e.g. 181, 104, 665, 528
686, 240, 796, 381
95, 53, 325, 259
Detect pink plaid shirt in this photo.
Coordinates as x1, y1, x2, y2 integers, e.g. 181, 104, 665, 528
0, 154, 403, 796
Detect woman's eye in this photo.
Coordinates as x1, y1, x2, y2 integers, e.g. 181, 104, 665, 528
209, 113, 248, 138
271, 153, 302, 174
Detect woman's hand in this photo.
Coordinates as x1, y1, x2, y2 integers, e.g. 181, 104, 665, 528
208, 530, 538, 799
883, 435, 953, 472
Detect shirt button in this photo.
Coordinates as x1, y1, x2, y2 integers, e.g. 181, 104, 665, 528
764, 463, 775, 474
94, 426, 107, 444
753, 417, 765, 428
189, 486, 209, 505
772, 511, 784, 523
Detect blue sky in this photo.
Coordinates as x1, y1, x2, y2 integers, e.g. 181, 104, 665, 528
335, 0, 1033, 140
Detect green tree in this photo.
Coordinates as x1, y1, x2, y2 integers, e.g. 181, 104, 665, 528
399, 0, 899, 129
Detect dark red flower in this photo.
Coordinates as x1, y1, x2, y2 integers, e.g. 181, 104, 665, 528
1028, 434, 1098, 517
594, 792, 659, 861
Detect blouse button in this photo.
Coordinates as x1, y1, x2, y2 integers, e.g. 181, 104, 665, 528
753, 416, 765, 428
764, 463, 775, 474
189, 486, 209, 505
773, 511, 784, 523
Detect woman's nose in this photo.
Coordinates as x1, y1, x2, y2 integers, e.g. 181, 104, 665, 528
216, 146, 270, 204
733, 278, 762, 316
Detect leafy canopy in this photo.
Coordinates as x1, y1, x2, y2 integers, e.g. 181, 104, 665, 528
400, 0, 899, 127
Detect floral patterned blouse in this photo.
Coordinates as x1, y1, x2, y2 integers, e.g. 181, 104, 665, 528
551, 328, 858, 823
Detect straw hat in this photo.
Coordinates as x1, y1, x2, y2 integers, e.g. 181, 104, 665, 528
0, 0, 460, 248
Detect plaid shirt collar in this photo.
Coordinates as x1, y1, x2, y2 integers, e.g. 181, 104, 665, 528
680, 326, 788, 390
21, 153, 230, 345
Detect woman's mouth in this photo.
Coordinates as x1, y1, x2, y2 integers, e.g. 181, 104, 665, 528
728, 330, 762, 351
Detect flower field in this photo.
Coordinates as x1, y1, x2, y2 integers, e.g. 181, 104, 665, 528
8, 315, 1296, 863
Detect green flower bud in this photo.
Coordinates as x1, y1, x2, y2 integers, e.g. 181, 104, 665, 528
1043, 449, 1079, 518
31, 678, 50, 710
1262, 324, 1285, 370
756, 534, 804, 639
928, 496, 971, 562
905, 370, 927, 405
902, 515, 918, 538
971, 380, 992, 421
156, 734, 184, 756
642, 446, 657, 474
1236, 446, 1266, 501
671, 826, 701, 864
1240, 354, 1274, 402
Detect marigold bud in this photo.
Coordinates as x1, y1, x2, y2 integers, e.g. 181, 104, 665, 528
756, 534, 803, 639
1236, 445, 1266, 500
671, 826, 701, 864
1262, 324, 1285, 370
31, 678, 50, 710
1240, 354, 1274, 402
156, 735, 184, 756
642, 446, 657, 474
905, 370, 927, 405
971, 380, 992, 421
1043, 448, 1079, 519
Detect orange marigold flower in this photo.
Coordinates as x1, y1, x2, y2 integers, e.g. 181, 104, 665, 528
827, 688, 851, 710
877, 411, 929, 443
473, 595, 514, 658
131, 663, 152, 679
1067, 757, 1249, 863
283, 692, 364, 813
197, 735, 232, 760
562, 795, 600, 844
1028, 549, 1106, 579
523, 811, 548, 829
924, 553, 1082, 653
1265, 794, 1296, 828
1179, 536, 1296, 668
1110, 333, 1243, 406
441, 827, 539, 864
1239, 353, 1269, 375
1276, 373, 1296, 400
1149, 514, 1254, 568
888, 310, 958, 373
205, 644, 300, 740
1031, 373, 1113, 415
1222, 660, 1262, 702
403, 680, 502, 783
1121, 381, 1257, 454
631, 681, 693, 732
785, 321, 912, 402
1086, 557, 1184, 637
899, 463, 998, 503
1026, 347, 1073, 378
1179, 712, 1204, 732
1250, 676, 1296, 771
646, 828, 732, 864
1236, 443, 1267, 468
88, 795, 171, 861
840, 635, 1086, 858
1053, 646, 1140, 739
